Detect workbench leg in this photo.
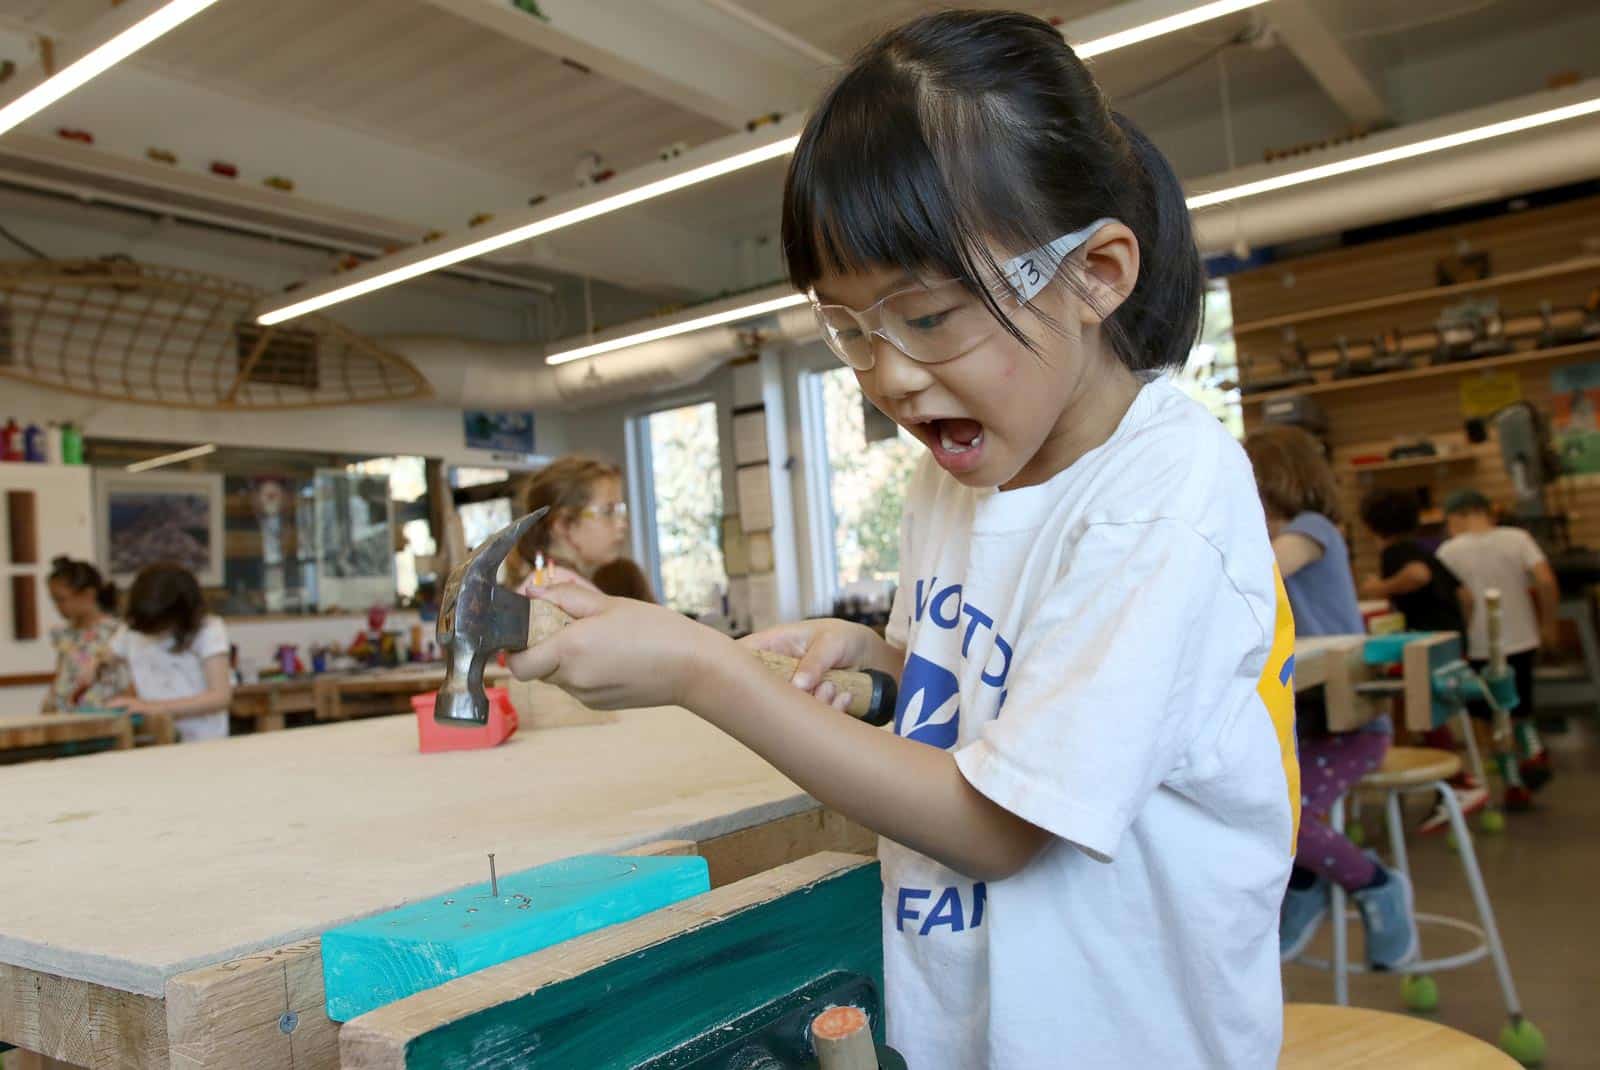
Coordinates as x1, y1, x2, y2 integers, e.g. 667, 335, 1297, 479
258, 714, 286, 732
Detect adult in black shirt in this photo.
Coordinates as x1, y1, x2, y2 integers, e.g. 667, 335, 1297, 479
1358, 489, 1469, 633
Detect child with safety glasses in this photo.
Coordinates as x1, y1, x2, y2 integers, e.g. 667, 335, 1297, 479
510, 11, 1297, 1066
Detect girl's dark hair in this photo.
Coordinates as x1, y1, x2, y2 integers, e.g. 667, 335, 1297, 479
593, 557, 657, 603
782, 9, 1203, 371
125, 563, 207, 651
49, 556, 117, 612
1360, 488, 1422, 538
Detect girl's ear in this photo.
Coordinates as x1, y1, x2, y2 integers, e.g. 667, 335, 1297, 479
1074, 222, 1140, 327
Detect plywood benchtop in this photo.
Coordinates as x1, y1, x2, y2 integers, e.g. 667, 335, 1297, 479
0, 708, 817, 1000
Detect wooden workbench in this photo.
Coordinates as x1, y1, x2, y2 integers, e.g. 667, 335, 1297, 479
311, 665, 510, 723
0, 712, 131, 764
229, 678, 315, 732
0, 708, 867, 1069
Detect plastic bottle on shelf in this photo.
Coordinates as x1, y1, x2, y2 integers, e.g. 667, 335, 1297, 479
23, 423, 45, 462
61, 423, 84, 465
0, 419, 21, 461
45, 424, 64, 465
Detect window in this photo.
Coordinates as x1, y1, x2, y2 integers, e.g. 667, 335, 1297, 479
806, 367, 920, 608
636, 401, 727, 616
1175, 279, 1243, 439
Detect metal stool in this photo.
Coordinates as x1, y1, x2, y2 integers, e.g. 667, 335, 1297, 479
1294, 746, 1546, 1065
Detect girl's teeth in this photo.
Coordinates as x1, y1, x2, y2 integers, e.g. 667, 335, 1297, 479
939, 428, 982, 453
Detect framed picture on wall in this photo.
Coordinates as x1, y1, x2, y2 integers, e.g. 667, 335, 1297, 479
313, 468, 396, 612
94, 470, 226, 587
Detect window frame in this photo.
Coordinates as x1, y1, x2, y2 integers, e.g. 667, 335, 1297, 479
625, 392, 726, 614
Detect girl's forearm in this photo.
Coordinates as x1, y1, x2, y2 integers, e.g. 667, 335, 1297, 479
148, 687, 234, 718
683, 647, 1046, 881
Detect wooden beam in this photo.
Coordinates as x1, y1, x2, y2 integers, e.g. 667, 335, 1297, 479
1267, 0, 1389, 126
696, 806, 875, 887
414, 0, 823, 127
338, 853, 880, 1070
0, 962, 166, 1070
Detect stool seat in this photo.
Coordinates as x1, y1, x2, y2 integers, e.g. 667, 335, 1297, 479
1281, 1003, 1518, 1068
1360, 746, 1461, 788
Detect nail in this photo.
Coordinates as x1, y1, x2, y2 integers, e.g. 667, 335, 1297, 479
791, 672, 813, 691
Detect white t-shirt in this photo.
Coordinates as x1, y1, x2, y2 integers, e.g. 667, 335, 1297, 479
1437, 527, 1548, 658
881, 376, 1298, 1069
112, 615, 231, 743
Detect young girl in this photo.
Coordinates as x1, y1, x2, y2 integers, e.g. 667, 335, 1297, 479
42, 556, 126, 712
510, 12, 1297, 1064
108, 563, 234, 743
506, 456, 629, 587
1244, 426, 1418, 970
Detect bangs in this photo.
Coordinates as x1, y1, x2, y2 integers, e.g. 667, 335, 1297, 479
782, 67, 966, 292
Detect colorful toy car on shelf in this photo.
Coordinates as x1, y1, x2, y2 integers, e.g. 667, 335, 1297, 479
262, 175, 295, 192
56, 127, 93, 144
146, 147, 177, 165
468, 212, 494, 227
210, 160, 238, 178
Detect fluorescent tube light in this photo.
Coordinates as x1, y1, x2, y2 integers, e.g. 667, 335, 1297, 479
0, 0, 221, 137
1072, 0, 1272, 59
545, 292, 807, 365
1187, 95, 1600, 209
256, 134, 800, 326
126, 443, 216, 472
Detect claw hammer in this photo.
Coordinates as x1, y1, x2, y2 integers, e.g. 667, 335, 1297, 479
434, 510, 897, 726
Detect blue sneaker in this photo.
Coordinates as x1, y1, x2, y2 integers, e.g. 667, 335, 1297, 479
1352, 854, 1420, 971
1280, 877, 1330, 963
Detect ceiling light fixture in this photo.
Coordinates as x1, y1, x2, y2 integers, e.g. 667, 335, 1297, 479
0, 0, 222, 137
545, 290, 807, 365
125, 443, 217, 473
1187, 93, 1600, 208
1071, 0, 1272, 59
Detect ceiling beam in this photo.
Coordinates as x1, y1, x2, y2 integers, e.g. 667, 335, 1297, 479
1266, 0, 1389, 126
413, 0, 825, 129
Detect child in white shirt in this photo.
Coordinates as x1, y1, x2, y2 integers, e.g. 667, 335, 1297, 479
506, 11, 1297, 1066
110, 563, 234, 743
1438, 489, 1561, 806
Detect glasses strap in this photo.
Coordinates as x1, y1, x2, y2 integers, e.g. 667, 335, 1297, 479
999, 217, 1118, 304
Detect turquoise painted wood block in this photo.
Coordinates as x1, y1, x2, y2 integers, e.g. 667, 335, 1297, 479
322, 854, 710, 1021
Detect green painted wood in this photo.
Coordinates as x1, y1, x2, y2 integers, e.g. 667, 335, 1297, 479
324, 855, 710, 1022
402, 862, 883, 1070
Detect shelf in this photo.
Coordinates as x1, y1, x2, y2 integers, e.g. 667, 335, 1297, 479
1342, 450, 1489, 476
1232, 256, 1600, 336
1241, 338, 1600, 405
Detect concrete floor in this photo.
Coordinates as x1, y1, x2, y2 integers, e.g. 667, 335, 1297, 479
1284, 717, 1600, 1068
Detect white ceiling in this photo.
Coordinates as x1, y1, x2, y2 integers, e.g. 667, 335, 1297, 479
0, 0, 1593, 337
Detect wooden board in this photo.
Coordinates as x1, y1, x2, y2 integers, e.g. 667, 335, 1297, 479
0, 709, 818, 1002
6, 491, 37, 565
229, 680, 315, 732
1280, 1003, 1517, 1068
338, 853, 882, 1070
322, 854, 711, 1022
0, 962, 166, 1069
1292, 636, 1383, 732
312, 666, 509, 722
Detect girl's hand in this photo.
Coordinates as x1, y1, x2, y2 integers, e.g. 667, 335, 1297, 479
1358, 575, 1386, 600
108, 694, 155, 716
507, 583, 732, 710
740, 619, 878, 713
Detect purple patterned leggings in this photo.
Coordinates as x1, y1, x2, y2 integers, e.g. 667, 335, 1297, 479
1297, 731, 1390, 891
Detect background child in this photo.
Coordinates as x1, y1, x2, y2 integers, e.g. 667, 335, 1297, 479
41, 556, 126, 712
508, 456, 628, 587
108, 563, 233, 743
1438, 489, 1561, 807
1244, 425, 1418, 971
1358, 487, 1486, 831
1359, 487, 1470, 633
512, 11, 1298, 1064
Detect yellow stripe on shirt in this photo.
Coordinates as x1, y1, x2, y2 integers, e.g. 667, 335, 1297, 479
1256, 565, 1301, 848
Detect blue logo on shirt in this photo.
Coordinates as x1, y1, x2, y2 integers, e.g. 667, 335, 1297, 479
895, 654, 961, 749
896, 882, 987, 935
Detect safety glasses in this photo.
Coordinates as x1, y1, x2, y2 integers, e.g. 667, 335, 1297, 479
810, 218, 1114, 371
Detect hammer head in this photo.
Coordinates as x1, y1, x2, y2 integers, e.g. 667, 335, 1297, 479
435, 508, 545, 725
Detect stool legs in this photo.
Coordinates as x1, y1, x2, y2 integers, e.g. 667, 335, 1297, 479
1330, 796, 1350, 1007
1435, 778, 1522, 1018
1458, 710, 1489, 790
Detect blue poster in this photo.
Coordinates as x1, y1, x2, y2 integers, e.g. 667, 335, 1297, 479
464, 411, 535, 453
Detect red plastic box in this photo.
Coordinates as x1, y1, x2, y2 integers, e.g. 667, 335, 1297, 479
411, 687, 518, 753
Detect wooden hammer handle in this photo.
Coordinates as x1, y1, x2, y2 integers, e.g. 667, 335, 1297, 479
528, 599, 895, 725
